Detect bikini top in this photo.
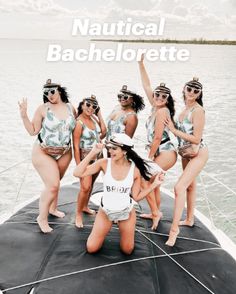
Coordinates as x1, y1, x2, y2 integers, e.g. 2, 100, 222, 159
77, 117, 101, 149
176, 107, 202, 147
145, 107, 170, 144
106, 110, 137, 141
39, 103, 76, 147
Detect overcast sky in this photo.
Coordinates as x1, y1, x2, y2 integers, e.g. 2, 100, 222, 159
0, 0, 235, 40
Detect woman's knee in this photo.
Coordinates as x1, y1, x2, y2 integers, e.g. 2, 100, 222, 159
47, 182, 60, 194
80, 185, 91, 194
174, 183, 185, 197
86, 239, 101, 254
120, 243, 134, 255
80, 181, 92, 194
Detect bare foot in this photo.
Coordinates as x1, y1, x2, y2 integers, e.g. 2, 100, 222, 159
49, 209, 65, 218
37, 216, 53, 233
75, 213, 84, 228
82, 207, 96, 215
165, 227, 180, 247
151, 212, 163, 230
179, 219, 194, 227
140, 213, 153, 220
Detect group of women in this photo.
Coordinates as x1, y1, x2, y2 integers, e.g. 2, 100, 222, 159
18, 55, 208, 253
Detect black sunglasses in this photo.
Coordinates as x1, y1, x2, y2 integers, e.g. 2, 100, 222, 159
186, 86, 201, 95
117, 93, 131, 101
85, 102, 98, 110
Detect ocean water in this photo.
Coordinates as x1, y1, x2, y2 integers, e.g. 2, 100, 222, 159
0, 39, 235, 242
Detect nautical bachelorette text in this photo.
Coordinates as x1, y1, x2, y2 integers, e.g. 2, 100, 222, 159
46, 18, 190, 62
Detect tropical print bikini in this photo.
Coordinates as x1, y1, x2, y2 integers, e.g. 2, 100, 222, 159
37, 103, 76, 159
77, 117, 101, 149
146, 108, 175, 156
176, 107, 206, 148
106, 111, 137, 141
39, 103, 75, 146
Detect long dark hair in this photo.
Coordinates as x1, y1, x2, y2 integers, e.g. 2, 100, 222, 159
196, 92, 203, 106
165, 93, 175, 121
122, 147, 152, 181
43, 86, 69, 103
77, 101, 84, 116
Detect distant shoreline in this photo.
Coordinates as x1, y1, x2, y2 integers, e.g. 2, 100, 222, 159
91, 38, 236, 46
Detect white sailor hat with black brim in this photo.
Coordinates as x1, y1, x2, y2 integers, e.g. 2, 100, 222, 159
43, 78, 60, 88
84, 94, 99, 106
185, 77, 203, 90
106, 133, 134, 149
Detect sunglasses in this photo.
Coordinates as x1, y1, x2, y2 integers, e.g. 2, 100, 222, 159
43, 87, 57, 96
117, 93, 131, 101
154, 92, 169, 100
85, 102, 98, 110
186, 86, 201, 95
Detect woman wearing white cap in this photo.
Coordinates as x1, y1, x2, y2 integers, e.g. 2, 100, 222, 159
18, 79, 76, 233
164, 77, 208, 246
106, 85, 145, 141
73, 95, 106, 228
138, 54, 177, 230
74, 133, 164, 254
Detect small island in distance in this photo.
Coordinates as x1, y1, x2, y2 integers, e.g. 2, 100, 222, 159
91, 38, 236, 46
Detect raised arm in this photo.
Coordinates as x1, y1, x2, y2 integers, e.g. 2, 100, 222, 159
18, 98, 44, 136
73, 143, 105, 178
131, 169, 165, 202
138, 53, 154, 106
165, 108, 205, 145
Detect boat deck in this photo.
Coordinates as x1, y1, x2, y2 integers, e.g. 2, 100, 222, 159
0, 182, 235, 294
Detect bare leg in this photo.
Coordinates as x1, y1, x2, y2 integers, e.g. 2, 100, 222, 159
141, 151, 177, 229
179, 177, 196, 226
49, 150, 72, 218
118, 209, 136, 254
76, 175, 93, 228
154, 150, 177, 209
32, 144, 61, 233
166, 148, 208, 246
86, 209, 113, 253
140, 179, 162, 230
82, 172, 99, 215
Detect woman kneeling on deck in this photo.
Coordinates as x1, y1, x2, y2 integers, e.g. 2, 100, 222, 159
73, 133, 164, 254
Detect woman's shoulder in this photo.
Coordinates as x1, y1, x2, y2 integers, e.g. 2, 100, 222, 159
133, 166, 141, 178
76, 115, 85, 126
36, 103, 48, 115
99, 157, 108, 171
155, 107, 169, 118
192, 104, 205, 115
